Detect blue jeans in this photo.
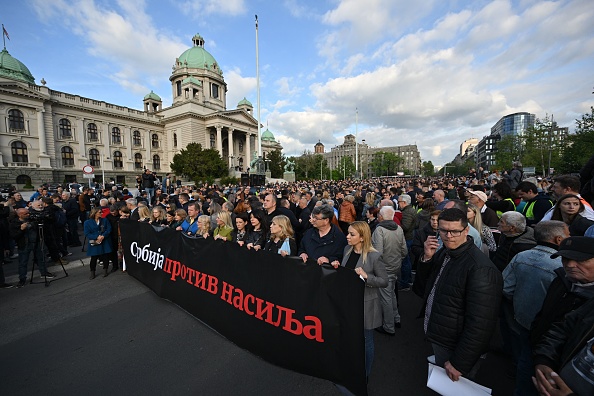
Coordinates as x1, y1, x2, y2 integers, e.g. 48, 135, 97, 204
378, 272, 400, 332
18, 243, 45, 280
510, 326, 539, 396
399, 240, 413, 288
145, 187, 155, 206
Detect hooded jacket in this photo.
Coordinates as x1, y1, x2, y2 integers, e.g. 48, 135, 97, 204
371, 220, 407, 274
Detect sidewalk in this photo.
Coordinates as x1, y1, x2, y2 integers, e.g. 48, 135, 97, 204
3, 256, 91, 284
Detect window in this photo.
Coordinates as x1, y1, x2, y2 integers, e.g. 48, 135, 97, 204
113, 151, 123, 168
176, 81, 182, 97
61, 146, 74, 166
134, 153, 143, 169
133, 130, 141, 146
11, 141, 28, 163
59, 118, 72, 138
211, 83, 219, 99
89, 149, 100, 167
153, 155, 160, 170
152, 134, 159, 148
173, 133, 177, 148
112, 127, 121, 144
210, 133, 215, 148
8, 109, 25, 130
16, 174, 31, 185
87, 123, 98, 141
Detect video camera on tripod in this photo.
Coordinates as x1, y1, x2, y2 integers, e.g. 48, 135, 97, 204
28, 208, 53, 225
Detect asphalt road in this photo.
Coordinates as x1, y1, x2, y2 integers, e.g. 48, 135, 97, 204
0, 260, 515, 396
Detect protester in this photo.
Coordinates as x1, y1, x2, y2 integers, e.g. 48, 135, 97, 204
213, 211, 234, 242
263, 215, 296, 256
550, 194, 594, 236
84, 207, 113, 279
298, 204, 347, 265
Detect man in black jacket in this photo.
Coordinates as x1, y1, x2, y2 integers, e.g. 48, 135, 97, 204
142, 169, 156, 206
62, 191, 81, 247
419, 208, 502, 381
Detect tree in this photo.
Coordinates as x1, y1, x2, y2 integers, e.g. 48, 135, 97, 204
422, 161, 435, 176
521, 114, 564, 176
559, 107, 594, 173
369, 151, 404, 176
266, 149, 286, 179
170, 143, 228, 184
293, 150, 318, 180
494, 134, 523, 171
333, 156, 356, 180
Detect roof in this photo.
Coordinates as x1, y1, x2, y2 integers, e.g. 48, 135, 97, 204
238, 97, 252, 107
0, 48, 35, 84
176, 34, 220, 74
143, 90, 161, 101
261, 128, 275, 141
181, 76, 202, 86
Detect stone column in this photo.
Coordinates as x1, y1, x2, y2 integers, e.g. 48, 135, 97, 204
37, 108, 51, 167
227, 128, 234, 167
245, 133, 251, 169
216, 125, 223, 154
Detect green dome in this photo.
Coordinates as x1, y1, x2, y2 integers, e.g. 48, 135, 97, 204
261, 128, 275, 141
0, 48, 35, 84
181, 76, 202, 86
238, 97, 252, 107
143, 90, 161, 101
177, 34, 220, 74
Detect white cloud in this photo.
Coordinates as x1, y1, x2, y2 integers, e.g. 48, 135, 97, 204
275, 77, 301, 97
225, 68, 256, 109
174, 0, 246, 17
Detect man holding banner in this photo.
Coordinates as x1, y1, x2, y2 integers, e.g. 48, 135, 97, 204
298, 204, 347, 265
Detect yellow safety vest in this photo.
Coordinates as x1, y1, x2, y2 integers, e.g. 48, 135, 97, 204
496, 198, 516, 218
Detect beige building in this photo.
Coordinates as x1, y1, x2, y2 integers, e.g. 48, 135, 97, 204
322, 134, 422, 177
0, 34, 276, 187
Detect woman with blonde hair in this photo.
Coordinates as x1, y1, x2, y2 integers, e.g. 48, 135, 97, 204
330, 221, 387, 381
213, 211, 234, 241
137, 205, 151, 222
196, 215, 211, 239
149, 205, 167, 226
467, 203, 496, 254
263, 215, 296, 256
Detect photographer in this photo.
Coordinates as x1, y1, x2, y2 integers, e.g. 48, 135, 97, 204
32, 199, 68, 266
62, 191, 82, 247
44, 197, 69, 258
9, 208, 55, 287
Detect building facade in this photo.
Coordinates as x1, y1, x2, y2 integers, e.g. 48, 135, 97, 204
322, 134, 421, 177
0, 34, 274, 187
490, 112, 535, 137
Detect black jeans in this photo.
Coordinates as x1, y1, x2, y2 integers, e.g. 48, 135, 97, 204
89, 254, 109, 271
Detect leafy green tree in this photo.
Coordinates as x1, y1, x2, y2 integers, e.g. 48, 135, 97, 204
422, 161, 435, 176
369, 152, 404, 176
559, 107, 594, 173
521, 115, 564, 176
170, 143, 228, 183
293, 150, 318, 180
494, 134, 522, 171
266, 149, 286, 179
333, 156, 356, 180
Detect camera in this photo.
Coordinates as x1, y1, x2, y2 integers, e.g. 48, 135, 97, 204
28, 208, 52, 224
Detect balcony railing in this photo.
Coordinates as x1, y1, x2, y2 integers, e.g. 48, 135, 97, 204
7, 162, 39, 168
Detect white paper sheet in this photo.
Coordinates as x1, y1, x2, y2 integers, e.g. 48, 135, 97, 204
427, 363, 492, 396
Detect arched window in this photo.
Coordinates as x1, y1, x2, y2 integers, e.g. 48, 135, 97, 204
89, 149, 100, 167
152, 133, 159, 148
153, 155, 160, 170
61, 146, 74, 166
112, 127, 121, 144
134, 153, 143, 169
59, 118, 72, 138
173, 133, 178, 147
16, 174, 31, 185
11, 141, 28, 163
113, 151, 123, 168
133, 130, 141, 146
87, 123, 98, 141
8, 109, 25, 130
210, 133, 216, 148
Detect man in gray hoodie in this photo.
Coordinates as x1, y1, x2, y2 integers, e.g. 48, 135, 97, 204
372, 205, 408, 335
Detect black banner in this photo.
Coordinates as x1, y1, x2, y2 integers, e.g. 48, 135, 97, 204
121, 220, 367, 395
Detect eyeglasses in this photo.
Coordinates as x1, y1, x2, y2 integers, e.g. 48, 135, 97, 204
311, 216, 326, 221
438, 228, 466, 236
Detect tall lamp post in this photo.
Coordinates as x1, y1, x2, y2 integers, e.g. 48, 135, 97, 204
361, 139, 366, 179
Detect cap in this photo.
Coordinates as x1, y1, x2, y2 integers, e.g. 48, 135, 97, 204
467, 190, 488, 202
551, 237, 594, 261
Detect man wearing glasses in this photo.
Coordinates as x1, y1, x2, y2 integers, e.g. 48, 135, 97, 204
298, 204, 347, 265
419, 208, 502, 382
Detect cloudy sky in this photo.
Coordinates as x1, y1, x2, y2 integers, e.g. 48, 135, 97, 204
5, 0, 593, 165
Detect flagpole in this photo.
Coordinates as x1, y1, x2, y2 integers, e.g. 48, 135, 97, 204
2, 24, 6, 49
255, 15, 262, 165
355, 108, 359, 179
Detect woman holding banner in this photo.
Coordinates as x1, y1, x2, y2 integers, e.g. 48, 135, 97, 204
263, 215, 296, 256
213, 212, 234, 242
231, 212, 250, 246
331, 221, 387, 382
245, 209, 268, 251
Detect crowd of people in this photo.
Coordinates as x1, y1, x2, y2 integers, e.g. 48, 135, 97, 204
1, 160, 594, 394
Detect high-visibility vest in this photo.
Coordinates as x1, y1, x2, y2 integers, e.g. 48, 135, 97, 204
496, 198, 516, 218
523, 198, 553, 220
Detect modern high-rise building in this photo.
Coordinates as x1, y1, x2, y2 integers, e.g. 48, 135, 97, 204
490, 112, 535, 137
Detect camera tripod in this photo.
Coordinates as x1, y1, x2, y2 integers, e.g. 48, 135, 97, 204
30, 223, 69, 287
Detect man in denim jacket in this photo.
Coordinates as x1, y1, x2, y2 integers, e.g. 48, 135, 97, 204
502, 220, 570, 396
